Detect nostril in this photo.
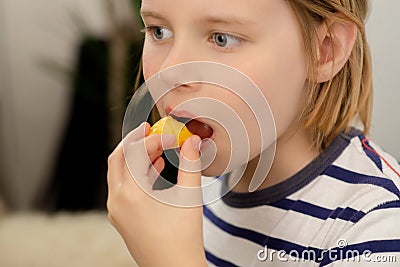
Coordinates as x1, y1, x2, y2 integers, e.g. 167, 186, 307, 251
173, 83, 189, 88
158, 62, 199, 86
156, 70, 184, 90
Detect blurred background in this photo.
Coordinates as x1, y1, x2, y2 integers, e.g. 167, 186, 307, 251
0, 0, 144, 211
0, 0, 399, 265
0, 0, 143, 265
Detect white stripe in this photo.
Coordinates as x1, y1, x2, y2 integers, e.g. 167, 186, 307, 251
338, 208, 400, 244
290, 175, 399, 211
203, 216, 263, 266
206, 200, 286, 235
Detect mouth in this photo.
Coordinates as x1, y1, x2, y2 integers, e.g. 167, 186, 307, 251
169, 114, 214, 140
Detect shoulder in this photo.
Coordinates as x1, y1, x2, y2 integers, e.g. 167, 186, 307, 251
313, 128, 400, 209
316, 129, 400, 265
334, 129, 400, 183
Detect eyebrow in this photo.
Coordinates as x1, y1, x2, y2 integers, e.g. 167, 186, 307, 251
201, 15, 256, 26
140, 9, 164, 20
140, 9, 256, 26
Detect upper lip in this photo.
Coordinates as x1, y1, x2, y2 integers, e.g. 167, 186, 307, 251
170, 114, 191, 124
165, 105, 212, 128
165, 106, 196, 120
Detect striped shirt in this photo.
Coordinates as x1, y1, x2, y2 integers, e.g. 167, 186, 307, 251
203, 128, 400, 266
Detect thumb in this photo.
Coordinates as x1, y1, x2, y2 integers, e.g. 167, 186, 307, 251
177, 135, 202, 187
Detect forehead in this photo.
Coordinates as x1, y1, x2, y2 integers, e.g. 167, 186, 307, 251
141, 0, 285, 23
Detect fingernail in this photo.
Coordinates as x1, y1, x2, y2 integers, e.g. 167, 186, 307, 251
191, 136, 201, 151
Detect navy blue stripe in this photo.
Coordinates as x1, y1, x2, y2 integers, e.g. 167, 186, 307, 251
204, 206, 323, 261
205, 250, 238, 267
320, 239, 400, 266
359, 136, 383, 171
325, 165, 400, 198
271, 199, 365, 223
204, 206, 268, 246
333, 207, 364, 222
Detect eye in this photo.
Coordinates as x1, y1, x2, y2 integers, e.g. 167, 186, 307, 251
211, 33, 241, 49
143, 26, 173, 41
153, 27, 173, 40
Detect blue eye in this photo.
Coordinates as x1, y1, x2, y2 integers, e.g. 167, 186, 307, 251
143, 26, 173, 41
212, 33, 241, 48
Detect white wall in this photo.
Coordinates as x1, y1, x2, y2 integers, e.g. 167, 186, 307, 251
367, 0, 400, 160
0, 0, 399, 210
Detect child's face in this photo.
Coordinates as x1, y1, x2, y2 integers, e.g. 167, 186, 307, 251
141, 0, 308, 176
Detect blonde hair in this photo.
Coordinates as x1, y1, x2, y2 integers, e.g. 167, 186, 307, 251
288, 0, 373, 150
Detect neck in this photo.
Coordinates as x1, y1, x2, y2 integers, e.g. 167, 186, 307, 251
230, 126, 319, 193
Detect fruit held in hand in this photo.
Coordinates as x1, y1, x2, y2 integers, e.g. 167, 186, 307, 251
149, 116, 193, 147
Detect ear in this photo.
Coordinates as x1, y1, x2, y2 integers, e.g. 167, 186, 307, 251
316, 20, 357, 83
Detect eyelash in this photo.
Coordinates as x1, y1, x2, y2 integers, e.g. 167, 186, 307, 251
141, 26, 244, 51
209, 32, 242, 51
141, 26, 173, 42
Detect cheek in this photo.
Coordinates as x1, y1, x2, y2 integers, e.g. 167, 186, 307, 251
242, 44, 308, 138
142, 42, 165, 81
142, 50, 156, 81
209, 90, 265, 166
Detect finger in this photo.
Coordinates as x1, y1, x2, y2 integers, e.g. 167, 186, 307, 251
124, 133, 176, 184
124, 133, 175, 166
123, 122, 150, 144
147, 156, 165, 186
121, 122, 150, 176
145, 134, 176, 163
107, 140, 127, 190
108, 122, 150, 188
177, 135, 202, 188
123, 129, 157, 178
153, 156, 165, 176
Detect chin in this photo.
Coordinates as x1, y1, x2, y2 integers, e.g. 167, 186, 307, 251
201, 162, 230, 177
201, 169, 219, 177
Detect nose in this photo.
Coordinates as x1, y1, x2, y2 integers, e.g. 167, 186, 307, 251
157, 40, 203, 91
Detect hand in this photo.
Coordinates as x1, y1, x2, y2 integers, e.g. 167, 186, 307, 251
107, 122, 207, 266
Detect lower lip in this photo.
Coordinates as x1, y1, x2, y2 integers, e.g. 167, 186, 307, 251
200, 132, 216, 151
